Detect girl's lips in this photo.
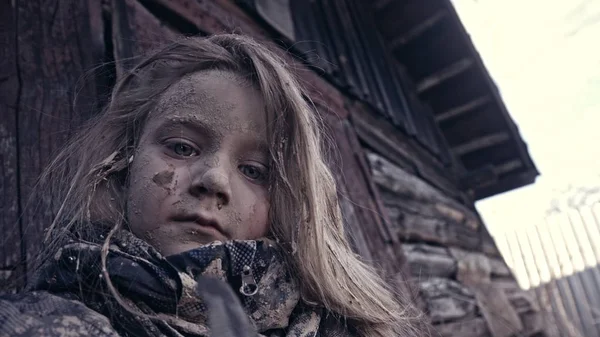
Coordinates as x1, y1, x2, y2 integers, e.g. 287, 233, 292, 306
171, 212, 229, 238
182, 222, 228, 241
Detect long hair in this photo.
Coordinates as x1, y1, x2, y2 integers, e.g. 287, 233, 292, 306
38, 34, 421, 337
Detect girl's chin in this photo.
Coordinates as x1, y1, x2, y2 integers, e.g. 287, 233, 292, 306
141, 224, 228, 256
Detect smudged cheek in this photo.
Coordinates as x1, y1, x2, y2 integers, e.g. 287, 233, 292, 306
127, 163, 178, 235
239, 195, 270, 239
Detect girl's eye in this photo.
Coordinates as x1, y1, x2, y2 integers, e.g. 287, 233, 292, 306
239, 164, 267, 182
167, 142, 198, 157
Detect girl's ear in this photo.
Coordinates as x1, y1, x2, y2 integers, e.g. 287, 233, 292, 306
93, 147, 133, 196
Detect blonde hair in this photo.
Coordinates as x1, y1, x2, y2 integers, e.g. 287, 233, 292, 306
38, 34, 421, 337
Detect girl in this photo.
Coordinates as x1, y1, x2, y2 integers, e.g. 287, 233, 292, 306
1, 34, 421, 337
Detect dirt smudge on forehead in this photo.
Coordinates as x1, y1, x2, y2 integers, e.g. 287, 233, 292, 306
153, 70, 264, 134
153, 170, 174, 187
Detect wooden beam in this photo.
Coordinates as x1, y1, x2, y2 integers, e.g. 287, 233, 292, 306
474, 170, 538, 200
459, 165, 497, 192
390, 10, 447, 50
435, 96, 491, 123
452, 132, 511, 156
416, 58, 474, 93
495, 159, 523, 175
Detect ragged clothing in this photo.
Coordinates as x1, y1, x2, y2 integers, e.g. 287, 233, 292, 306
0, 228, 354, 336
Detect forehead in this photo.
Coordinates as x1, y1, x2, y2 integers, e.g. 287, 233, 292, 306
151, 70, 266, 134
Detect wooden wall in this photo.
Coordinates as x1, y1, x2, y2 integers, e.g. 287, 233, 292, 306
1, 0, 107, 289
367, 151, 545, 336
0, 1, 547, 336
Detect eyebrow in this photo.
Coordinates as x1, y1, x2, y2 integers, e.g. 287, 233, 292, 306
156, 118, 218, 139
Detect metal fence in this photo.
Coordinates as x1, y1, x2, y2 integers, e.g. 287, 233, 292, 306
496, 197, 600, 337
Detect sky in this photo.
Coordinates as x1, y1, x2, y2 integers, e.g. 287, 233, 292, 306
451, 0, 600, 236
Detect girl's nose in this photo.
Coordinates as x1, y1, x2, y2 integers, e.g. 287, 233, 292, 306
189, 167, 232, 206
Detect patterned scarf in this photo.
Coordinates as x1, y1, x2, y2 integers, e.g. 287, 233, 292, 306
28, 227, 351, 336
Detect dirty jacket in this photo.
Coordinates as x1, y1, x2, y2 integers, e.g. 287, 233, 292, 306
0, 228, 354, 337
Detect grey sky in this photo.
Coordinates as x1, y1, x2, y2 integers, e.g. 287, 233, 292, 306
453, 0, 600, 234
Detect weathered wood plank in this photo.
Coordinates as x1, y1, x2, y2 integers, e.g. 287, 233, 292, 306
451, 132, 510, 156
368, 151, 479, 227
350, 101, 462, 200
15, 0, 105, 285
450, 247, 511, 279
323, 113, 421, 308
344, 120, 396, 245
416, 58, 474, 93
435, 96, 490, 123
0, 1, 22, 292
324, 114, 404, 275
402, 243, 457, 279
433, 317, 490, 337
112, 0, 178, 76
391, 207, 480, 250
369, 151, 490, 250
419, 278, 476, 323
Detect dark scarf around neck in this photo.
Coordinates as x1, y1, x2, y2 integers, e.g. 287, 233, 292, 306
27, 227, 342, 337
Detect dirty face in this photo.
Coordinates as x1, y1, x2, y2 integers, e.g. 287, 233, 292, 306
126, 70, 270, 256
